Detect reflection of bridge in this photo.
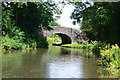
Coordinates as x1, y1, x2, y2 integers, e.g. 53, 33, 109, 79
39, 26, 84, 44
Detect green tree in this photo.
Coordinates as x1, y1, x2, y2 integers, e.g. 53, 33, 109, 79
1, 2, 61, 49
71, 2, 120, 44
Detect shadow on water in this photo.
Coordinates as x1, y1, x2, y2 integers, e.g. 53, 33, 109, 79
2, 46, 119, 78
52, 43, 62, 46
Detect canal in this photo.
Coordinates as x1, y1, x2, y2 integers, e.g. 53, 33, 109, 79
1, 46, 117, 78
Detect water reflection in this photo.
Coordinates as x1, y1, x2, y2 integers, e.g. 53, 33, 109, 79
0, 50, 2, 79
2, 46, 118, 78
47, 48, 83, 78
48, 62, 83, 78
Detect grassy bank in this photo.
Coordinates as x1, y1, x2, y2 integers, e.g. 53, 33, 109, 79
62, 41, 120, 75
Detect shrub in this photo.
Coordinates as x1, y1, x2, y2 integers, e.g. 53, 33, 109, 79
36, 37, 48, 48
99, 44, 120, 69
0, 36, 17, 50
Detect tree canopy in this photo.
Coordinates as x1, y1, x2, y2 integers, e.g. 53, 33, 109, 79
1, 2, 61, 49
71, 2, 120, 44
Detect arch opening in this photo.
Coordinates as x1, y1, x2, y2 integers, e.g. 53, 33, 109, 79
47, 34, 62, 46
46, 33, 72, 46
55, 33, 72, 44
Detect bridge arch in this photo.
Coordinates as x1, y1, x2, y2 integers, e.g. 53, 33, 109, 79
39, 26, 83, 44
54, 33, 72, 44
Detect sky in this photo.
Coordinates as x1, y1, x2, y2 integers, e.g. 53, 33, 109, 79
57, 4, 80, 29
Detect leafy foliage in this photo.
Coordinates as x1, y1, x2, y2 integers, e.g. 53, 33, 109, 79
70, 2, 120, 75
99, 44, 120, 68
2, 2, 60, 50
71, 2, 120, 44
49, 21, 61, 26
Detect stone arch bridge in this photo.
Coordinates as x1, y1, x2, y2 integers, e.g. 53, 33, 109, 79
39, 26, 86, 44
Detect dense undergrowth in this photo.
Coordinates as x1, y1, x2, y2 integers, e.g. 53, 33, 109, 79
1, 2, 61, 50
62, 41, 120, 75
0, 35, 48, 50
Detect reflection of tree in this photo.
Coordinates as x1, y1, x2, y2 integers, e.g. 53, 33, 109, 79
2, 49, 48, 78
82, 57, 100, 78
60, 48, 71, 55
0, 50, 1, 78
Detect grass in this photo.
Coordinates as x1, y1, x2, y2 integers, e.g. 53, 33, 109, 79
62, 44, 86, 48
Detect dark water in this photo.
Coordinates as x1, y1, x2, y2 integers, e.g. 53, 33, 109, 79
1, 46, 118, 78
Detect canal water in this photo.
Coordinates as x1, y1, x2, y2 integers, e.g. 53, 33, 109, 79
1, 46, 118, 78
